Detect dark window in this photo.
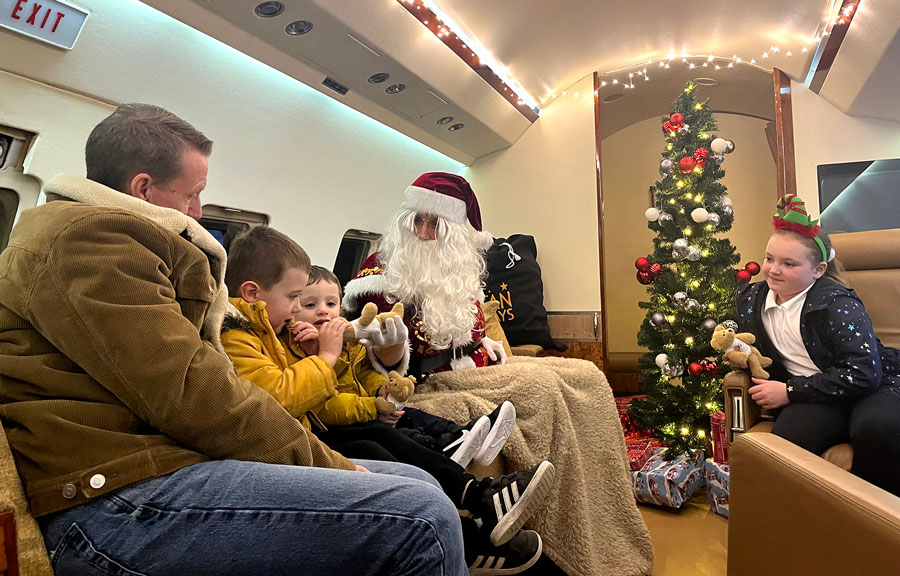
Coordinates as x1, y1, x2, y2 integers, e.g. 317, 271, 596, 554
199, 205, 269, 253
818, 158, 900, 233
0, 187, 19, 252
333, 229, 380, 288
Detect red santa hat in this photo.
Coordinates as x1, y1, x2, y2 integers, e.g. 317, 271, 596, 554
402, 172, 494, 249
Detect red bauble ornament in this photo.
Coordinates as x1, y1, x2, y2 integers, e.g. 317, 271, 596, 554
662, 121, 674, 134
745, 261, 761, 276
688, 362, 704, 377
736, 269, 752, 283
695, 158, 707, 168
636, 270, 653, 285
693, 148, 709, 161
703, 360, 720, 376
670, 113, 685, 127
649, 263, 663, 277
635, 257, 651, 271
679, 157, 696, 173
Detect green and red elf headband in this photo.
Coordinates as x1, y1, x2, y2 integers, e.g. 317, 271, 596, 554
773, 194, 829, 262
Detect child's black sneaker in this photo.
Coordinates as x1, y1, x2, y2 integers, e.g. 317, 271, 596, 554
468, 529, 542, 575
479, 460, 555, 546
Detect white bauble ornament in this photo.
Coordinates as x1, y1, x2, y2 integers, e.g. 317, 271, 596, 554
691, 207, 709, 223
711, 138, 728, 154
645, 207, 661, 222
721, 197, 733, 207
655, 353, 669, 368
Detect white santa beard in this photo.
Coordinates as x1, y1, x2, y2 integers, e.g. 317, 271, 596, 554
381, 211, 485, 349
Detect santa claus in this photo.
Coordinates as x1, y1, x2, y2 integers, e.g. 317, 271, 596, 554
343, 172, 508, 380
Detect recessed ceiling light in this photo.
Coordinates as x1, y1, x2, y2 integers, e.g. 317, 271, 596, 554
694, 77, 720, 86
368, 73, 390, 84
602, 93, 624, 103
385, 83, 406, 95
285, 20, 313, 35
254, 2, 284, 18
448, 123, 465, 131
437, 116, 454, 125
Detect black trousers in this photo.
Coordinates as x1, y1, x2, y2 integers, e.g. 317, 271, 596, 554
395, 407, 465, 450
772, 387, 900, 496
315, 420, 480, 510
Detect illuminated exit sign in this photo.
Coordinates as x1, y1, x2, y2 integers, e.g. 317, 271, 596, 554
1, 0, 89, 50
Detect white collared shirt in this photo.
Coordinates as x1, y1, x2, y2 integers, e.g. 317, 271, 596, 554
762, 283, 820, 377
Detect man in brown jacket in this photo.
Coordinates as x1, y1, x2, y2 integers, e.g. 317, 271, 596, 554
0, 104, 467, 575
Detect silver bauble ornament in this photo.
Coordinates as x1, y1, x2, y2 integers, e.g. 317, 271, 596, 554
677, 124, 690, 134
687, 246, 701, 261
724, 140, 735, 154
722, 205, 734, 217
665, 363, 684, 377
684, 298, 700, 311
712, 153, 725, 163
650, 313, 666, 327
660, 159, 674, 175
722, 320, 738, 331
658, 212, 674, 226
673, 292, 688, 305
701, 318, 718, 333
673, 238, 688, 251
708, 212, 720, 227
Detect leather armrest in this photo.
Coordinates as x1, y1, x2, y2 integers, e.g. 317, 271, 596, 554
728, 432, 900, 576
723, 371, 760, 444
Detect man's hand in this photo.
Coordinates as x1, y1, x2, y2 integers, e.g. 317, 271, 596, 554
749, 378, 790, 410
482, 337, 508, 365
358, 316, 408, 349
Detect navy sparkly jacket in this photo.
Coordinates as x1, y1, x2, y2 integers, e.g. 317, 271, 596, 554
736, 276, 900, 404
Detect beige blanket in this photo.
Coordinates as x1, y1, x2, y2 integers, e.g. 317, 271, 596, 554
409, 356, 653, 576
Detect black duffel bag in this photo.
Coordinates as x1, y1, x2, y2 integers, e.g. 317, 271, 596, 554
484, 235, 566, 352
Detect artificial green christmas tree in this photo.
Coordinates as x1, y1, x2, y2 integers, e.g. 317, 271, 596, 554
628, 81, 755, 456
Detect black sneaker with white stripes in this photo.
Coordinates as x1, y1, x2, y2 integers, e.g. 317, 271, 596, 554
469, 529, 542, 575
479, 460, 555, 546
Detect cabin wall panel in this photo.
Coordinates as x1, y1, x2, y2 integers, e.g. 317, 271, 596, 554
465, 76, 599, 312
601, 114, 775, 354
791, 80, 900, 216
0, 0, 462, 267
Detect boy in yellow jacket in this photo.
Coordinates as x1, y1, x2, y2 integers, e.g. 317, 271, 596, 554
222, 226, 554, 572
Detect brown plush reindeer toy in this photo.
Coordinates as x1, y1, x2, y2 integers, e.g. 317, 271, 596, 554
710, 321, 773, 379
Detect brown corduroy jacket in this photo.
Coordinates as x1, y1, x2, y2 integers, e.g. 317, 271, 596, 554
0, 175, 354, 517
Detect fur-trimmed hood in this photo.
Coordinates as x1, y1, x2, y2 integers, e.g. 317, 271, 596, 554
44, 174, 230, 353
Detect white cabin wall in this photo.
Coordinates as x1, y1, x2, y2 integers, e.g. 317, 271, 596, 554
792, 80, 900, 216
465, 76, 599, 312
0, 0, 462, 267
602, 114, 776, 354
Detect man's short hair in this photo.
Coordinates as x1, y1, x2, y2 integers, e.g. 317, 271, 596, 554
225, 226, 311, 297
86, 103, 213, 193
308, 265, 342, 298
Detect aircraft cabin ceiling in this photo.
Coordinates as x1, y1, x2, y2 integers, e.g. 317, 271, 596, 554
144, 0, 896, 162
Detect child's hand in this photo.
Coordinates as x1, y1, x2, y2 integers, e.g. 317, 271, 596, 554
355, 464, 371, 473
290, 321, 319, 343
749, 378, 790, 410
317, 318, 347, 366
378, 409, 405, 427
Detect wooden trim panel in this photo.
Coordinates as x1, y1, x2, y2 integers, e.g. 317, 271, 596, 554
773, 68, 796, 200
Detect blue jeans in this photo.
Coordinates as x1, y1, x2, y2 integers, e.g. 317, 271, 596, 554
39, 459, 466, 575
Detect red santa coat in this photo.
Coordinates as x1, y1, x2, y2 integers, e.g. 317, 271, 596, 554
343, 253, 493, 380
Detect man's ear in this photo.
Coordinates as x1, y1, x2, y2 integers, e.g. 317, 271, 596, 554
240, 281, 262, 303
128, 173, 153, 201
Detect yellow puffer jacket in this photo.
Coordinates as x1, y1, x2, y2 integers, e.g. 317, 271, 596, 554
222, 298, 337, 429
292, 342, 388, 426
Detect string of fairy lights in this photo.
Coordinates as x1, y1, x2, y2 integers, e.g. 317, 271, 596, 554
397, 0, 858, 111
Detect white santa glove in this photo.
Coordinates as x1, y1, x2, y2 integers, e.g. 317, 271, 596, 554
356, 316, 408, 349
481, 337, 508, 365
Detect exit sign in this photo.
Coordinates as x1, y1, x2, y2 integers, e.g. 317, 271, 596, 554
1, 0, 89, 50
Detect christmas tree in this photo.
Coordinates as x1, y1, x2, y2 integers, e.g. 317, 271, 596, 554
628, 81, 756, 456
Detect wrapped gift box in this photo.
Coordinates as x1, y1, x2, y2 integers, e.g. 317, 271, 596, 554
626, 439, 654, 471
710, 411, 728, 463
631, 447, 705, 508
705, 458, 730, 518
615, 395, 651, 439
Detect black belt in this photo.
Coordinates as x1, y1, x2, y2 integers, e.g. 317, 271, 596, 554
409, 340, 483, 379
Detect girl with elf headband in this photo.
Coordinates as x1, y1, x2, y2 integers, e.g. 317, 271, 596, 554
734, 194, 900, 496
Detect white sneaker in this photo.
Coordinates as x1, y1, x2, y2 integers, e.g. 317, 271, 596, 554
474, 401, 516, 466
444, 416, 490, 468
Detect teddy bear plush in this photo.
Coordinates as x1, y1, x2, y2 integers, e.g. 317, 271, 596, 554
343, 302, 405, 345
710, 322, 773, 379
374, 370, 416, 413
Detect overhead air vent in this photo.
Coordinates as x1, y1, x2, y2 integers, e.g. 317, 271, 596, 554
254, 2, 284, 18
368, 72, 390, 84
285, 20, 313, 36
322, 76, 349, 96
